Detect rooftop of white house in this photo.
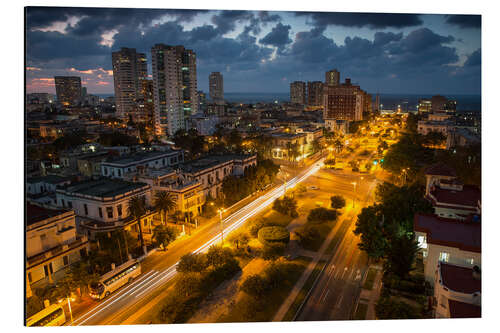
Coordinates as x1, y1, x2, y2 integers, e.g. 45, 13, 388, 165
57, 178, 149, 199
102, 149, 182, 167
180, 154, 255, 174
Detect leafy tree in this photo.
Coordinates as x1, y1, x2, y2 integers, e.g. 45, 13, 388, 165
375, 297, 421, 319
385, 236, 420, 279
177, 253, 208, 273
422, 131, 446, 146
330, 195, 346, 209
307, 207, 339, 223
98, 131, 138, 146
128, 195, 147, 254
311, 138, 322, 154
353, 205, 387, 260
176, 272, 201, 297
240, 274, 269, 298
273, 196, 298, 217
154, 191, 177, 225
153, 225, 178, 248
206, 246, 235, 268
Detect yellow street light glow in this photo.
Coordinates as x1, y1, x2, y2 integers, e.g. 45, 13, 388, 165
72, 160, 323, 326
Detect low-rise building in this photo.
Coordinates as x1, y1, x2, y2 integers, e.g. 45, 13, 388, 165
434, 262, 481, 318
269, 132, 307, 161
55, 178, 154, 238
425, 164, 481, 220
26, 204, 89, 296
101, 149, 184, 179
27, 175, 72, 206
417, 120, 454, 136
414, 213, 481, 285
446, 128, 480, 150
180, 154, 257, 199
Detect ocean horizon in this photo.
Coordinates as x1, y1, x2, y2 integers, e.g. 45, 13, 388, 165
96, 92, 481, 111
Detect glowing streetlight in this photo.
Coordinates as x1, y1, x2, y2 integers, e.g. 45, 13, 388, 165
59, 296, 75, 324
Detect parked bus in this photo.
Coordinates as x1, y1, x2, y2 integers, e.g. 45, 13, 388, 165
26, 304, 66, 327
89, 260, 141, 300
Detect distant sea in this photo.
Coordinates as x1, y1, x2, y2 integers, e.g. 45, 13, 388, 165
97, 92, 481, 112
223, 93, 481, 112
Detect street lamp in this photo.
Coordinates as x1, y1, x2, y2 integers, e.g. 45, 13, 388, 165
351, 182, 357, 208
59, 296, 75, 325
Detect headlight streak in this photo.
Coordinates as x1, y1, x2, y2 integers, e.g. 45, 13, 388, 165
74, 160, 323, 326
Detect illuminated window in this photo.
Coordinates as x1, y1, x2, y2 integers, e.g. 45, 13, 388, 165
439, 252, 450, 262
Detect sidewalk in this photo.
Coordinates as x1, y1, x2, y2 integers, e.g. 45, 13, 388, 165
272, 210, 353, 322
357, 267, 383, 320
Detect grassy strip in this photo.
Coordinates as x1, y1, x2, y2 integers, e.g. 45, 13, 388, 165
282, 259, 326, 321
353, 302, 368, 320
218, 257, 311, 323
363, 268, 377, 290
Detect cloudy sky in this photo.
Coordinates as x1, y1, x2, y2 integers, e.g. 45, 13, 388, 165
25, 7, 481, 95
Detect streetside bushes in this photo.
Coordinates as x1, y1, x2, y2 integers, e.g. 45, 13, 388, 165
158, 246, 241, 324
307, 207, 339, 223
257, 226, 290, 246
272, 196, 298, 218
330, 195, 346, 209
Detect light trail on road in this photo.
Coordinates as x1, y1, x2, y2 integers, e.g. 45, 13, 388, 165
72, 159, 323, 326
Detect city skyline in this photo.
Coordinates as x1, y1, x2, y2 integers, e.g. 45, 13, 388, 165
26, 8, 481, 95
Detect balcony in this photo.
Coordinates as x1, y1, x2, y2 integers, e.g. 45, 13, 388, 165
26, 235, 88, 269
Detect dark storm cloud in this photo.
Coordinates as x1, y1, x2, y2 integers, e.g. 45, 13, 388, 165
295, 12, 423, 31
373, 31, 403, 47
259, 23, 292, 50
445, 15, 481, 29
257, 11, 282, 24
27, 29, 109, 64
210, 10, 254, 35
25, 8, 480, 95
26, 7, 205, 34
464, 48, 481, 67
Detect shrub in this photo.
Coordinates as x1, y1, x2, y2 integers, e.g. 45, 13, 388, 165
307, 207, 339, 223
257, 226, 290, 246
262, 242, 286, 260
330, 195, 346, 209
206, 246, 235, 268
296, 225, 321, 247
177, 253, 208, 273
176, 272, 202, 297
240, 274, 269, 298
248, 218, 267, 237
273, 196, 298, 217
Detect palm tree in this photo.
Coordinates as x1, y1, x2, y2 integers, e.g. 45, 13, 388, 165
334, 139, 343, 153
154, 191, 177, 225
128, 195, 147, 255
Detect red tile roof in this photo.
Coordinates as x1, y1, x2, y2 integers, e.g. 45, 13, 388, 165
440, 263, 481, 294
26, 203, 69, 226
448, 300, 481, 318
425, 163, 457, 177
430, 185, 481, 207
414, 214, 481, 253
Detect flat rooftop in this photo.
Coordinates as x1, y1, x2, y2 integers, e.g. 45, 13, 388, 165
181, 154, 255, 173
103, 150, 181, 166
448, 299, 481, 318
27, 175, 71, 185
431, 184, 481, 207
27, 203, 70, 226
440, 263, 481, 294
59, 178, 148, 198
414, 213, 481, 253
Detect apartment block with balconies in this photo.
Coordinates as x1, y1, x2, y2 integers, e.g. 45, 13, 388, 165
55, 178, 154, 238
26, 204, 89, 296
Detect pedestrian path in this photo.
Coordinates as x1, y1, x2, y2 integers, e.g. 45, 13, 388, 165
272, 218, 341, 321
